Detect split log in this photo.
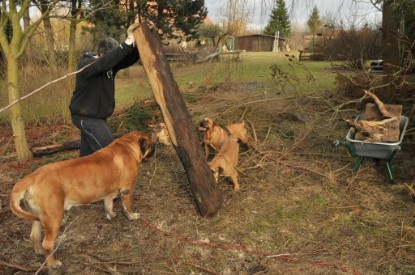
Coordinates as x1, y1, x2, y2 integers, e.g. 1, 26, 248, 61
133, 22, 222, 217
346, 117, 399, 142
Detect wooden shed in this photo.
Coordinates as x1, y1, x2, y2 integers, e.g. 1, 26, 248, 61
235, 34, 285, 52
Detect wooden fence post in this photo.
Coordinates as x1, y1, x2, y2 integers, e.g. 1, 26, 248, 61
133, 22, 222, 217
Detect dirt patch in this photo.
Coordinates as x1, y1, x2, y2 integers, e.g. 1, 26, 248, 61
1, 84, 414, 274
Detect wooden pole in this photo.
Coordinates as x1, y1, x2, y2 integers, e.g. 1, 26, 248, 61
133, 22, 222, 217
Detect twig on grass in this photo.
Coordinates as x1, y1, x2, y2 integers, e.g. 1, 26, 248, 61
0, 260, 46, 272
276, 160, 327, 178
239, 150, 272, 172
244, 131, 329, 179
83, 262, 114, 273
183, 262, 219, 275
221, 96, 299, 116
246, 119, 258, 143
404, 182, 415, 196
277, 127, 312, 160
263, 127, 272, 143
83, 262, 131, 274
149, 155, 159, 186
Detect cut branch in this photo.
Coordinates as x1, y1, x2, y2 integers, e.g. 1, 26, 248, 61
364, 90, 393, 118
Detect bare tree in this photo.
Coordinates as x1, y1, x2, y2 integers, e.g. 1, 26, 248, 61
217, 0, 253, 35
381, 0, 401, 100
0, 0, 60, 161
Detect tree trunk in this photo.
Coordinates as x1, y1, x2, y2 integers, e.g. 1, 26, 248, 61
133, 22, 223, 217
23, 9, 32, 59
6, 55, 32, 161
67, 0, 79, 71
381, 0, 401, 101
40, 0, 57, 67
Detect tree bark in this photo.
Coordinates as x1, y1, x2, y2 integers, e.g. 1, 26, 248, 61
23, 9, 32, 59
67, 0, 80, 71
39, 0, 57, 67
133, 22, 223, 217
381, 0, 401, 101
7, 56, 33, 161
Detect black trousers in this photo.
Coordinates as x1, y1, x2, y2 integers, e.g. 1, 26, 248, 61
72, 116, 114, 157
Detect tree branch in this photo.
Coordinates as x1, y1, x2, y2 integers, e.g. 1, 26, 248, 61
0, 60, 96, 114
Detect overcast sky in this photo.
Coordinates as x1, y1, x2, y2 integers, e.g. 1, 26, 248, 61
205, 0, 381, 31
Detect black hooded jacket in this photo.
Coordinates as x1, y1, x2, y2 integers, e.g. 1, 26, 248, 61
69, 42, 139, 119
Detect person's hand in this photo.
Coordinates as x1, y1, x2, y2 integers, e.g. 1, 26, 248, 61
125, 22, 140, 45
146, 21, 163, 34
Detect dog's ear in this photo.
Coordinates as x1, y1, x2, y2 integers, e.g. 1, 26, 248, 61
139, 135, 157, 158
139, 137, 149, 155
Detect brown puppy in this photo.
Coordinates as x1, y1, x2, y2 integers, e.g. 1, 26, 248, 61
9, 131, 156, 268
199, 117, 249, 158
208, 137, 240, 191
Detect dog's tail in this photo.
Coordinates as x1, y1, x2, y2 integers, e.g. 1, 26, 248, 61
9, 178, 38, 221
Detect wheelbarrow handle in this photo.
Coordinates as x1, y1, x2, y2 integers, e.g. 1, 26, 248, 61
333, 140, 357, 158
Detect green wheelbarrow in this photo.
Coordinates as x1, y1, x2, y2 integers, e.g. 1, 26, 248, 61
334, 114, 409, 183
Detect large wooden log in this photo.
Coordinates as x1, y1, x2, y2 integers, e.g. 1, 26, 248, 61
133, 22, 222, 217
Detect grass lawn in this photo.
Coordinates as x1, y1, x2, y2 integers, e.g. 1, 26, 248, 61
114, 51, 339, 107
0, 51, 338, 123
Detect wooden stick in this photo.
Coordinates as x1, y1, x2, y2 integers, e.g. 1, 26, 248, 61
183, 262, 219, 275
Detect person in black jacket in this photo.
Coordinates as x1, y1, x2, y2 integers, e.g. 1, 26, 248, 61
70, 23, 140, 157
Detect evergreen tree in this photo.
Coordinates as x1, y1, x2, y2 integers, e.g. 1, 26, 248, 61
86, 0, 126, 41
264, 0, 291, 38
174, 0, 207, 41
307, 6, 322, 51
86, 0, 207, 42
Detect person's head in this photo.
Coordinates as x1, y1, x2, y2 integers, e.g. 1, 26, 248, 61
96, 38, 119, 57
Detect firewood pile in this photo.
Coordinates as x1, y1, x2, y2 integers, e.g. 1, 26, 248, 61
345, 90, 402, 143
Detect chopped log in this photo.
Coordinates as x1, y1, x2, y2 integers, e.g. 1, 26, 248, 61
364, 90, 393, 118
133, 22, 222, 217
346, 117, 400, 142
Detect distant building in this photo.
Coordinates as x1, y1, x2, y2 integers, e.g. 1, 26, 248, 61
235, 34, 285, 52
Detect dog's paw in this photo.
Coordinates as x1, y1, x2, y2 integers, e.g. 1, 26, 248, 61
49, 260, 62, 269
106, 212, 117, 220
127, 212, 140, 220
34, 247, 44, 256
